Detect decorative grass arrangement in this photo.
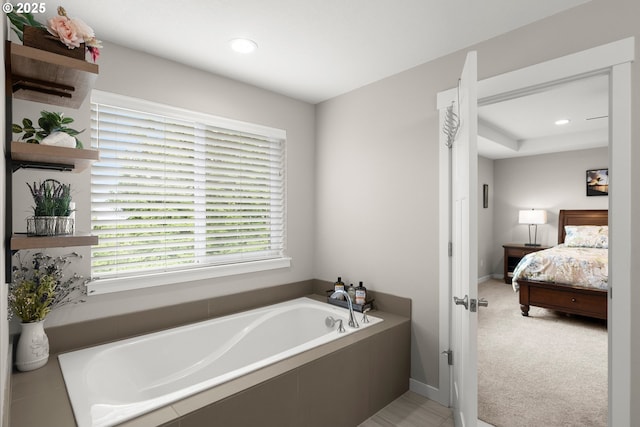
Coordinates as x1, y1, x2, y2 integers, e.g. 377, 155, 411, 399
27, 179, 72, 217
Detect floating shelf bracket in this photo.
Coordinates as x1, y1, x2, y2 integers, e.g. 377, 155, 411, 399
11, 160, 74, 172
12, 73, 76, 99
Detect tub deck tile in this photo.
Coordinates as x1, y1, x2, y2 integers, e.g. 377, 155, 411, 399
11, 357, 75, 427
178, 371, 299, 427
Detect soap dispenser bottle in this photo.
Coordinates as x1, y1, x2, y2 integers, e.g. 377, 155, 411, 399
355, 281, 367, 305
334, 277, 345, 300
347, 283, 356, 303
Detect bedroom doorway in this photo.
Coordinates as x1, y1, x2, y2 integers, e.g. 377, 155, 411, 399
475, 73, 610, 427
437, 37, 633, 427
478, 73, 609, 426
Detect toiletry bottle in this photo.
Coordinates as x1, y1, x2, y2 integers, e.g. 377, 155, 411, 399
355, 281, 367, 305
347, 283, 356, 303
334, 277, 345, 300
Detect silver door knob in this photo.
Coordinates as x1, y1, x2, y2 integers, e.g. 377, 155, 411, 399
453, 295, 469, 310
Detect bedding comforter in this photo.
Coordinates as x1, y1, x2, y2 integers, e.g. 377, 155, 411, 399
512, 244, 608, 292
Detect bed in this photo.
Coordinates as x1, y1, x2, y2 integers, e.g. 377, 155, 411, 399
512, 209, 608, 320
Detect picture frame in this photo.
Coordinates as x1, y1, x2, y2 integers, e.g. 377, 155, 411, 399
586, 168, 608, 196
483, 184, 489, 208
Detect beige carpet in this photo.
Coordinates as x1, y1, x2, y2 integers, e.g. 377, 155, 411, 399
478, 279, 607, 427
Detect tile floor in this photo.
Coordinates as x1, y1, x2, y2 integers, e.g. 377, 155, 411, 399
359, 391, 454, 427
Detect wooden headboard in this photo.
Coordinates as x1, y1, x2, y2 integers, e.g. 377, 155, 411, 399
558, 209, 608, 244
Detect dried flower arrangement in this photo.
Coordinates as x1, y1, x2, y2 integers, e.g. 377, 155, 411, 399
9, 252, 88, 323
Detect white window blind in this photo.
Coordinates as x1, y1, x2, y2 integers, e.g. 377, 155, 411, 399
89, 91, 286, 287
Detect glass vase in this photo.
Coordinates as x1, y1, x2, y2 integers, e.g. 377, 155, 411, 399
26, 216, 74, 236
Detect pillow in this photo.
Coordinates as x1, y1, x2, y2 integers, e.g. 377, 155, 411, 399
564, 225, 608, 248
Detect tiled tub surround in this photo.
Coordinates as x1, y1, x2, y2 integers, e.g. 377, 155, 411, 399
10, 280, 411, 427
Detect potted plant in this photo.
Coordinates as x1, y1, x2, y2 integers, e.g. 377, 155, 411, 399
13, 111, 85, 149
26, 179, 74, 236
9, 251, 87, 371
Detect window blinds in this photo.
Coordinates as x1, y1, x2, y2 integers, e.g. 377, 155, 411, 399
90, 93, 286, 279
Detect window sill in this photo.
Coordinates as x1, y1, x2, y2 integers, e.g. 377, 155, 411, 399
87, 257, 292, 295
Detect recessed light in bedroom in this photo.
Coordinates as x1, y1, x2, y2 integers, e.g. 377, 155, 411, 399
230, 38, 258, 54
555, 119, 571, 125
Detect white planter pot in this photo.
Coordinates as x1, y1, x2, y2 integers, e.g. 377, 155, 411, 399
41, 131, 76, 148
16, 320, 49, 371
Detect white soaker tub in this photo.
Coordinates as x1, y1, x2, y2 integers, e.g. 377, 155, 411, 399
58, 296, 382, 427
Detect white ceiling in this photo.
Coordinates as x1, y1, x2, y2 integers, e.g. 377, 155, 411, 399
46, 0, 601, 158
58, 0, 590, 104
478, 74, 609, 159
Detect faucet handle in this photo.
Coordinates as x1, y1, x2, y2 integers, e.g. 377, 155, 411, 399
362, 307, 371, 324
326, 316, 346, 333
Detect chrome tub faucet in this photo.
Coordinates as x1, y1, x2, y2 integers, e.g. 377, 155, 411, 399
330, 290, 359, 329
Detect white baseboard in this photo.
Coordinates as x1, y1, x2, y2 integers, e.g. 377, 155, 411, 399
478, 274, 493, 283
409, 378, 449, 407
479, 274, 504, 283
409, 378, 496, 427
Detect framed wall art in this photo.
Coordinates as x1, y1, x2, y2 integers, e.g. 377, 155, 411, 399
586, 168, 608, 196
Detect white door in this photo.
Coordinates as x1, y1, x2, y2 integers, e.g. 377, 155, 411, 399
451, 51, 479, 427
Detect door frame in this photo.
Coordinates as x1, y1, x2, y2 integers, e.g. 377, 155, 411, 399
436, 37, 634, 426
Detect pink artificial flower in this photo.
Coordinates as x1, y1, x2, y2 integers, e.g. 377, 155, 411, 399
71, 17, 95, 42
47, 15, 81, 49
88, 46, 100, 62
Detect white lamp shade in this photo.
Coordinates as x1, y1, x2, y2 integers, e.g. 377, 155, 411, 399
518, 209, 547, 225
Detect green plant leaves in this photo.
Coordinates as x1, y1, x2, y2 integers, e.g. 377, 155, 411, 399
6, 12, 46, 42
27, 179, 73, 216
12, 111, 84, 147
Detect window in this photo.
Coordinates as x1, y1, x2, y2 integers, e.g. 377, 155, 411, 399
88, 91, 288, 294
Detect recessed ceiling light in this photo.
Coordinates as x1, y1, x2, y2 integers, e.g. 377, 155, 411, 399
554, 119, 570, 125
230, 38, 258, 54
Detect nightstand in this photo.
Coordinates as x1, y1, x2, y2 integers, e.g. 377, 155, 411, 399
503, 243, 551, 284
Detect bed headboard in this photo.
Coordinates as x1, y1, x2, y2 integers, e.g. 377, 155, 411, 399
558, 209, 608, 244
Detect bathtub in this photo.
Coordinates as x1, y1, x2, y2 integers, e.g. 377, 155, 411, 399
58, 296, 382, 427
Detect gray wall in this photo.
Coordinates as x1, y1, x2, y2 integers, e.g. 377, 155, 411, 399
491, 147, 608, 275
479, 147, 608, 279
10, 41, 317, 326
315, 0, 640, 408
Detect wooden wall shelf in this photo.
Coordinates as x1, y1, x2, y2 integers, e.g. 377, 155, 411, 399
11, 233, 98, 250
7, 42, 99, 108
11, 141, 99, 172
